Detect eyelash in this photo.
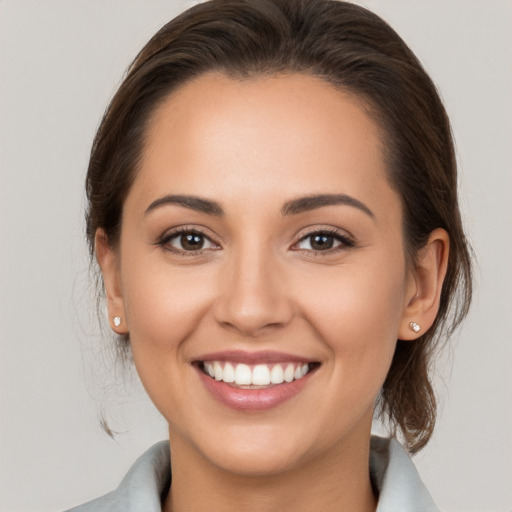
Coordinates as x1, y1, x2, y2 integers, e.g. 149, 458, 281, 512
156, 226, 355, 257
292, 228, 356, 254
157, 227, 218, 256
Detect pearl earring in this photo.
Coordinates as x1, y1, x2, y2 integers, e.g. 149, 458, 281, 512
113, 316, 122, 327
409, 321, 421, 333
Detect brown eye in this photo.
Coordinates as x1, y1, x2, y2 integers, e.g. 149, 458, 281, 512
180, 232, 205, 250
309, 234, 335, 250
161, 229, 218, 253
294, 230, 353, 253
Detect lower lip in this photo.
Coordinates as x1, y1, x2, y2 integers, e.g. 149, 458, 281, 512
196, 367, 314, 411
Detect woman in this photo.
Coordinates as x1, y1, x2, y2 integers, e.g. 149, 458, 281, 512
68, 0, 472, 510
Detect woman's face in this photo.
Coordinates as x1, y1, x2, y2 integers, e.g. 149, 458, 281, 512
102, 73, 418, 475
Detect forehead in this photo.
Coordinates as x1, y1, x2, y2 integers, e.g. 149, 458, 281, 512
129, 72, 399, 222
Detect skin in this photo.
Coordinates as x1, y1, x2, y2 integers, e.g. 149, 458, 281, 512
96, 73, 449, 512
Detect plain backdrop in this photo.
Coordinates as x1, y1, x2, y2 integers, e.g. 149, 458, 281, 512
1, 1, 511, 511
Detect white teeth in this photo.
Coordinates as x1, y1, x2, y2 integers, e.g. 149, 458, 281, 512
214, 361, 223, 381
252, 364, 271, 385
284, 364, 295, 383
202, 361, 311, 386
270, 365, 284, 384
234, 363, 252, 385
223, 362, 235, 383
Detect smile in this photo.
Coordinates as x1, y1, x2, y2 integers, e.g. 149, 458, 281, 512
194, 353, 320, 411
201, 361, 312, 388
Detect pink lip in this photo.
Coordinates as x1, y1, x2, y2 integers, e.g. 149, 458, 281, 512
196, 369, 314, 411
193, 350, 313, 365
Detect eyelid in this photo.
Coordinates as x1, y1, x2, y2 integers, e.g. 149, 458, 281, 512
156, 226, 221, 255
155, 224, 355, 256
291, 226, 356, 253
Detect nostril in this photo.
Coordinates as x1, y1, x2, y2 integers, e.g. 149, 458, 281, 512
213, 297, 294, 335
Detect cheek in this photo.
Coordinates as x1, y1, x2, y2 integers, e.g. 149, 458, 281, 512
116, 230, 215, 380
296, 258, 406, 378
122, 264, 214, 352
119, 261, 217, 419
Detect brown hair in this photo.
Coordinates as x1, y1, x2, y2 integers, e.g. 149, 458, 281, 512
85, 0, 472, 453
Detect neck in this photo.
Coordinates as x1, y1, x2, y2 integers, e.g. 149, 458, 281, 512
163, 427, 377, 512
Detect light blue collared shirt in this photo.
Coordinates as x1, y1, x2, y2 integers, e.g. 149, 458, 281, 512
66, 436, 439, 512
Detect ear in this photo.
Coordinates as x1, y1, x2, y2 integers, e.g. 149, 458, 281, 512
399, 228, 450, 340
95, 228, 128, 334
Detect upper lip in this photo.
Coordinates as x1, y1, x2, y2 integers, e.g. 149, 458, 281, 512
192, 350, 317, 365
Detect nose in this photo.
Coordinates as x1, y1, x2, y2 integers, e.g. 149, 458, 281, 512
213, 244, 294, 337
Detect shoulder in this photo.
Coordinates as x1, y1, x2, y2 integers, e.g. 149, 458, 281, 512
64, 441, 171, 512
370, 436, 440, 512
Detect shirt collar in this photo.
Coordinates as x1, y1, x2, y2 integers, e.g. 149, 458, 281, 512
107, 436, 439, 512
371, 436, 439, 512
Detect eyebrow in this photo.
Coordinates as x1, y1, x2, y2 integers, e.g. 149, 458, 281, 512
144, 193, 374, 218
145, 195, 224, 216
281, 194, 374, 218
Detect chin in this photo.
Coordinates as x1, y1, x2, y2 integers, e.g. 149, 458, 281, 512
173, 421, 312, 477
207, 443, 307, 477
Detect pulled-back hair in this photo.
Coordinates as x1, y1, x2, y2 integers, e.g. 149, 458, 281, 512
86, 0, 472, 453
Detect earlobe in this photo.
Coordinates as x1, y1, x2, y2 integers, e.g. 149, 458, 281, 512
95, 229, 128, 334
399, 228, 450, 340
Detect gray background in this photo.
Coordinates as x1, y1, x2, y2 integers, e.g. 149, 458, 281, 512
1, 1, 511, 510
